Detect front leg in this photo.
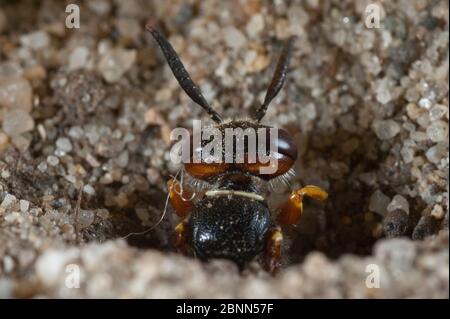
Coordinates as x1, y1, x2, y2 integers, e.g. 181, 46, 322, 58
278, 185, 328, 225
264, 186, 327, 274
167, 178, 195, 218
167, 178, 195, 253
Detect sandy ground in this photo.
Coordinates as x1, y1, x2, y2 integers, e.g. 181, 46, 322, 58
0, 0, 448, 298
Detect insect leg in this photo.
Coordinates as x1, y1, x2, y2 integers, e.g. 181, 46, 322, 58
174, 219, 190, 254
278, 185, 328, 225
167, 177, 196, 254
264, 226, 283, 275
167, 178, 195, 218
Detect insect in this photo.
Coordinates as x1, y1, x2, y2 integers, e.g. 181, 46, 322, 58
146, 23, 328, 274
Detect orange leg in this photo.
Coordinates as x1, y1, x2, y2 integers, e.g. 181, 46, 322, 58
167, 178, 195, 218
278, 185, 328, 225
264, 226, 283, 275
167, 178, 196, 253
174, 219, 190, 254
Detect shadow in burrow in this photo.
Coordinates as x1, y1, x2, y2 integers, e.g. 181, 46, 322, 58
282, 124, 436, 265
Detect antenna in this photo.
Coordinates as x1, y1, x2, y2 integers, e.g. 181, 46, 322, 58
146, 23, 223, 124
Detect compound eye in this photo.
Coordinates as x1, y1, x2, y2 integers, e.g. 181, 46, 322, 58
184, 130, 230, 180
183, 124, 297, 181
241, 128, 298, 179
275, 128, 298, 163
185, 162, 230, 180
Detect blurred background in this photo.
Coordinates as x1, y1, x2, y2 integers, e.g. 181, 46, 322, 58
0, 0, 448, 298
